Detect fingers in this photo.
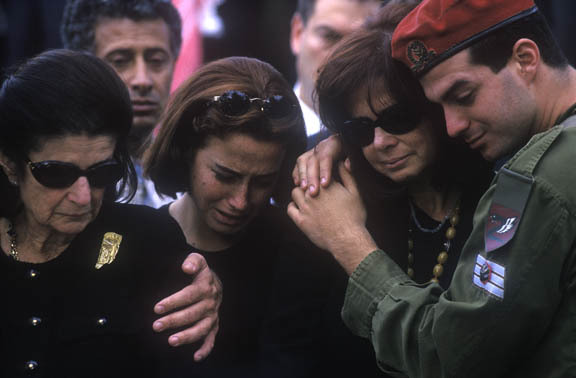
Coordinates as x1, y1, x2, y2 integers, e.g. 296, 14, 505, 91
290, 186, 306, 208
155, 254, 220, 315
315, 134, 343, 188
153, 291, 215, 330
344, 157, 351, 171
338, 161, 359, 195
305, 153, 321, 196
180, 252, 207, 275
158, 306, 218, 347
287, 201, 301, 225
193, 324, 218, 361
293, 148, 315, 188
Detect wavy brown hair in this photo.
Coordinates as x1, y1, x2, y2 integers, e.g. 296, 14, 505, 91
144, 56, 306, 206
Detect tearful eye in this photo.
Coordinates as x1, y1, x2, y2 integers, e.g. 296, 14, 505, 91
214, 171, 236, 184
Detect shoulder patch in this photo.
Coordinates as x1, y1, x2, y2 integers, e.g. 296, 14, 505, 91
484, 168, 533, 252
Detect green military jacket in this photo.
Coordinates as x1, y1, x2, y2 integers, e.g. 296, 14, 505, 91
342, 117, 576, 377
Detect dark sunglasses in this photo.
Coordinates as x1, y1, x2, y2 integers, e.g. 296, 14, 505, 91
341, 103, 423, 147
27, 158, 122, 189
209, 90, 295, 119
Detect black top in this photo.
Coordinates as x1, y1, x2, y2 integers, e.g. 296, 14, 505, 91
410, 187, 483, 288
0, 202, 194, 378
259, 194, 408, 378
158, 203, 286, 377
259, 173, 492, 377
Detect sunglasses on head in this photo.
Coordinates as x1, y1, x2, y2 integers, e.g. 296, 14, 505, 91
27, 158, 123, 189
341, 103, 423, 147
209, 90, 295, 119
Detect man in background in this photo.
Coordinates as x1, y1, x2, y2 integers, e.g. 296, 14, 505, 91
290, 0, 383, 147
61, 0, 179, 207
60, 0, 221, 362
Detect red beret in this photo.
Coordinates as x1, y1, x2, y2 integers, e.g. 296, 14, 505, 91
391, 0, 538, 76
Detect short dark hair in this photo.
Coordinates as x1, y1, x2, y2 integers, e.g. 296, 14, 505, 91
469, 10, 568, 72
296, 0, 385, 25
61, 0, 182, 57
144, 56, 307, 206
0, 49, 137, 216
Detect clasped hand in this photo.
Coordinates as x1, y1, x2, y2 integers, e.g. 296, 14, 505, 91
288, 159, 377, 274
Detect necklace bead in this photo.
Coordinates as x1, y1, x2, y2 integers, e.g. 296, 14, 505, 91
433, 264, 444, 277
437, 251, 449, 264
407, 198, 460, 284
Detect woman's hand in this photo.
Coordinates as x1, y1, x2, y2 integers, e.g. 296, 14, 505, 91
288, 161, 377, 274
152, 253, 222, 361
292, 134, 343, 196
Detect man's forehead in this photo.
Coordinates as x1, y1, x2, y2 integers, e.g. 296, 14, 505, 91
308, 0, 380, 26
420, 49, 475, 101
93, 17, 171, 53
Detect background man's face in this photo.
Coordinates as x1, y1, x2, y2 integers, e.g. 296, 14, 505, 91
290, 0, 381, 109
94, 17, 175, 144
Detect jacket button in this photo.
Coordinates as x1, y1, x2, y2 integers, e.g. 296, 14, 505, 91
97, 317, 108, 326
25, 360, 39, 371
27, 269, 39, 279
29, 317, 42, 327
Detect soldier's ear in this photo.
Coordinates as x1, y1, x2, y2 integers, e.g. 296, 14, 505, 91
511, 38, 540, 83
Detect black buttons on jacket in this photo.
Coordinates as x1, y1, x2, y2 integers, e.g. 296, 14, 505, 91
27, 269, 39, 279
25, 360, 38, 371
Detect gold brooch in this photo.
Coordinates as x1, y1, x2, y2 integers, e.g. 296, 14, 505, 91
95, 232, 123, 269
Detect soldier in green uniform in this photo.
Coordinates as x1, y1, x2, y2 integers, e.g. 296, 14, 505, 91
288, 0, 576, 376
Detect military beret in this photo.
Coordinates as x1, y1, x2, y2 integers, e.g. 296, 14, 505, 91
391, 0, 538, 77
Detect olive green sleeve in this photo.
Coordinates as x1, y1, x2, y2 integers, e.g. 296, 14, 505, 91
342, 144, 576, 378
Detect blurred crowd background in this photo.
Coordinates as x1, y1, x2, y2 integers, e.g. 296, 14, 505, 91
0, 0, 575, 87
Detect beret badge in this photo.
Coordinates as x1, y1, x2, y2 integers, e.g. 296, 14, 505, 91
407, 40, 437, 74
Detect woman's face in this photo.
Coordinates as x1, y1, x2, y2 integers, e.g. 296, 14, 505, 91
17, 135, 116, 236
350, 91, 439, 184
188, 132, 286, 236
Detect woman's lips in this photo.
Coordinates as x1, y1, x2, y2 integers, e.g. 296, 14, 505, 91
214, 209, 247, 226
382, 154, 410, 168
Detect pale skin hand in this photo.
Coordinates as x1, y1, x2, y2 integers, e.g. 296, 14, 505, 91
288, 162, 377, 275
292, 134, 343, 196
153, 253, 222, 361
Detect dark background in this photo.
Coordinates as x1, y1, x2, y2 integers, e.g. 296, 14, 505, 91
0, 0, 574, 85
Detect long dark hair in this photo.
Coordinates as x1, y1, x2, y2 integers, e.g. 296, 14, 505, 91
0, 49, 137, 217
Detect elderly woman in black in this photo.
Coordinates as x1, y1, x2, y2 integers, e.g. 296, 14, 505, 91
144, 56, 307, 376
0, 49, 220, 378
